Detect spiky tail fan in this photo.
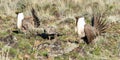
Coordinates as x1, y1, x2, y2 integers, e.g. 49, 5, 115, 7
92, 14, 109, 35
31, 8, 40, 27
84, 14, 109, 44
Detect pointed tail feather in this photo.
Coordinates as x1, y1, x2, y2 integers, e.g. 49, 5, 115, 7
92, 14, 109, 35
31, 8, 40, 27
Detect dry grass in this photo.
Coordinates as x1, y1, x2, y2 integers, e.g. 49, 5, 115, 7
0, 0, 120, 60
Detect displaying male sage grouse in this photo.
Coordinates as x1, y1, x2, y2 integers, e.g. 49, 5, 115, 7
16, 8, 40, 33
75, 14, 109, 44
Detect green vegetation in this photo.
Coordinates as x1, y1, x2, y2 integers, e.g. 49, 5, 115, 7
0, 0, 120, 60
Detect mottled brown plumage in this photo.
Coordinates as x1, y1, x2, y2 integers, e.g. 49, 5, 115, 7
84, 24, 97, 43
21, 17, 35, 32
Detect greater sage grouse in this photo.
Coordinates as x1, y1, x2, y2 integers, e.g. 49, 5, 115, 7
16, 8, 40, 33
75, 14, 109, 44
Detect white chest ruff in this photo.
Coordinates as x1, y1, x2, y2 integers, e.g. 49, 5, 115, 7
77, 17, 86, 37
17, 13, 24, 29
